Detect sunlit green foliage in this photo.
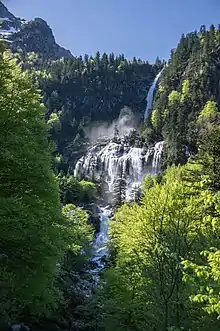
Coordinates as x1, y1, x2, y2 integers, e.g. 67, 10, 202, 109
0, 51, 95, 327
0, 51, 66, 320
98, 90, 220, 330
99, 160, 220, 330
62, 203, 93, 253
198, 100, 218, 123
58, 174, 97, 204
183, 249, 220, 317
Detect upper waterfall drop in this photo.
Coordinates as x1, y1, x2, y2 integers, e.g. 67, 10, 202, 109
144, 68, 164, 120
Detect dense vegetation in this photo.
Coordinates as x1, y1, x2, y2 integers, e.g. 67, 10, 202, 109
0, 46, 93, 326
89, 99, 220, 331
10, 48, 159, 169
0, 4, 220, 329
40, 53, 158, 169
78, 25, 220, 330
143, 24, 220, 167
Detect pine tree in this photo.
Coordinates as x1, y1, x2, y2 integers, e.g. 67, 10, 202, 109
112, 177, 126, 208
182, 101, 220, 318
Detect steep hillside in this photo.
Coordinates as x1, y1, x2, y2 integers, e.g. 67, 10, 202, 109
144, 25, 220, 166
41, 55, 158, 169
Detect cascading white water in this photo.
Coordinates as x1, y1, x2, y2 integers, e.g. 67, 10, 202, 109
144, 68, 164, 120
91, 206, 112, 271
75, 69, 165, 270
74, 140, 164, 268
152, 141, 164, 173
74, 141, 161, 201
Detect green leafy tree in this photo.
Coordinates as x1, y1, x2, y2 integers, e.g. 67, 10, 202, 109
35, 204, 94, 331
79, 180, 97, 203
58, 174, 97, 204
0, 51, 67, 321
101, 165, 220, 331
183, 249, 220, 317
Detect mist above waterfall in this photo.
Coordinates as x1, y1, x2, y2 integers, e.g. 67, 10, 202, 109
84, 106, 139, 142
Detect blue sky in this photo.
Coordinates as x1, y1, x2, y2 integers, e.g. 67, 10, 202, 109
4, 0, 220, 63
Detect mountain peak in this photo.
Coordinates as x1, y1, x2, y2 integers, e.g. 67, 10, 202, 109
0, 1, 16, 20
0, 1, 72, 59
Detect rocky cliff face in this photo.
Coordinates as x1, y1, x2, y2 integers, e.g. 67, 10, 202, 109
0, 1, 72, 59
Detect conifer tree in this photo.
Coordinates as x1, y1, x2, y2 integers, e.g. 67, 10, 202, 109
112, 177, 126, 208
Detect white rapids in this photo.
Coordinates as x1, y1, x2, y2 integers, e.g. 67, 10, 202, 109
74, 70, 164, 271
90, 206, 112, 271
74, 140, 164, 270
74, 140, 163, 202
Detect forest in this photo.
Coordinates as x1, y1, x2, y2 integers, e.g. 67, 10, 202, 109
144, 24, 220, 167
0, 8, 219, 331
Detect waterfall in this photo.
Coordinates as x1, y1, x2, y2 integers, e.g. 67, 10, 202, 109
144, 68, 164, 120
74, 141, 162, 201
91, 206, 112, 271
152, 141, 164, 172
74, 70, 165, 271
74, 140, 164, 270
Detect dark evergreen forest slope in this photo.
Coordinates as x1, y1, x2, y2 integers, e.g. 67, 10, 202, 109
143, 25, 220, 166
40, 55, 158, 167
